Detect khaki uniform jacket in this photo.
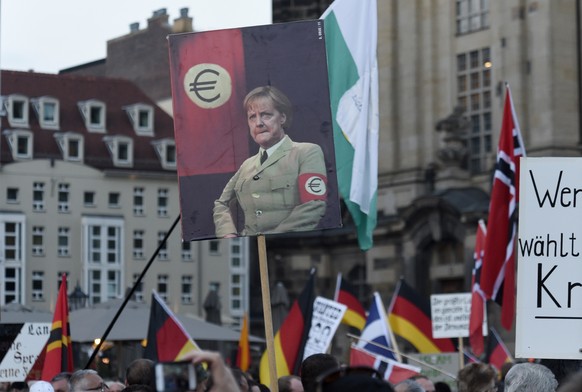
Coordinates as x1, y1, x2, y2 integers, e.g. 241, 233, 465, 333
213, 136, 327, 237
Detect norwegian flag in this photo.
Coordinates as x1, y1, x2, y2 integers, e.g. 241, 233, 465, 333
469, 220, 487, 356
481, 85, 525, 330
349, 345, 421, 384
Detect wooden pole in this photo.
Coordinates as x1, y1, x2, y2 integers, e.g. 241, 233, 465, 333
258, 235, 278, 392
458, 336, 465, 370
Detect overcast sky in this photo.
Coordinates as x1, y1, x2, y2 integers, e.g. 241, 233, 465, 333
0, 0, 272, 74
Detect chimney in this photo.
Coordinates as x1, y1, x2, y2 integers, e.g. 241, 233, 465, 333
148, 8, 169, 27
129, 22, 139, 33
172, 7, 193, 33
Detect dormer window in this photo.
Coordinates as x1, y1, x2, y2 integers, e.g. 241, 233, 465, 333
3, 94, 29, 128
103, 135, 133, 167
32, 96, 60, 130
151, 138, 177, 170
54, 132, 84, 162
124, 103, 154, 136
3, 129, 33, 160
78, 99, 106, 132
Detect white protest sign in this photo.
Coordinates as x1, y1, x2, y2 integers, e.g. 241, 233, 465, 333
516, 157, 582, 359
430, 293, 486, 338
0, 323, 51, 381
303, 297, 346, 360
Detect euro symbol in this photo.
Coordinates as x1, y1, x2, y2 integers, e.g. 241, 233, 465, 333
307, 178, 323, 194
189, 69, 221, 103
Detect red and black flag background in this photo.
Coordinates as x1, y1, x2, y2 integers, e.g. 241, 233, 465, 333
485, 327, 513, 371
41, 274, 74, 381
334, 273, 366, 330
259, 269, 316, 386
388, 279, 456, 354
144, 291, 199, 361
168, 21, 341, 240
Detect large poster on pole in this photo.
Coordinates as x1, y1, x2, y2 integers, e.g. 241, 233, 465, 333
168, 21, 341, 241
516, 157, 582, 359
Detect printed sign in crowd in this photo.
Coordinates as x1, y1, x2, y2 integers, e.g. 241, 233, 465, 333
0, 323, 50, 382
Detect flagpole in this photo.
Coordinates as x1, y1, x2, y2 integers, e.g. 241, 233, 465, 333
257, 235, 278, 392
84, 215, 181, 369
347, 333, 457, 380
458, 337, 464, 370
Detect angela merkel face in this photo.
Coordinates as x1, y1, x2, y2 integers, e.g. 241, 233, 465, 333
247, 96, 287, 149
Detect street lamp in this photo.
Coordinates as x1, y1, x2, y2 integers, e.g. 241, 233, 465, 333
69, 283, 89, 310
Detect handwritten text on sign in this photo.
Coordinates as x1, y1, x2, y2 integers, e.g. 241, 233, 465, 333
431, 293, 473, 338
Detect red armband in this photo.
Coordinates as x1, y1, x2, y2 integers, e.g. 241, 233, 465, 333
299, 173, 327, 203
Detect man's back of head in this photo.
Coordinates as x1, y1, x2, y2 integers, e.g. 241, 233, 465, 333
69, 370, 103, 392
278, 375, 304, 392
301, 353, 340, 392
125, 359, 155, 389
394, 379, 425, 392
505, 363, 558, 392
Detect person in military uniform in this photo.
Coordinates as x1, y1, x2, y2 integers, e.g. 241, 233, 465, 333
213, 85, 327, 237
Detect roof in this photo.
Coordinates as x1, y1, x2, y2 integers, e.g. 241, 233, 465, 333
0, 70, 176, 173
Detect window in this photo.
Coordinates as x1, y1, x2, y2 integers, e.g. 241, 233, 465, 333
0, 214, 25, 305
31, 96, 59, 129
133, 230, 145, 259
108, 192, 120, 208
4, 94, 29, 127
151, 139, 177, 170
456, 0, 489, 35
6, 188, 18, 204
229, 238, 247, 315
84, 191, 96, 207
181, 241, 192, 261
3, 129, 33, 160
124, 104, 154, 136
32, 226, 44, 256
231, 274, 242, 311
133, 187, 145, 216
58, 227, 70, 257
158, 188, 169, 217
54, 133, 84, 162
58, 183, 70, 213
157, 275, 169, 302
103, 136, 133, 167
209, 240, 220, 254
78, 100, 106, 132
33, 182, 45, 211
82, 217, 124, 305
457, 47, 492, 174
158, 231, 168, 260
32, 271, 44, 301
133, 274, 144, 302
181, 275, 193, 304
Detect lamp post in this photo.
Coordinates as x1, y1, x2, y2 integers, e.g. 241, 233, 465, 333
69, 283, 89, 310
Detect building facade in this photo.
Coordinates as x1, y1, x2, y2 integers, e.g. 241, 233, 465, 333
0, 71, 250, 325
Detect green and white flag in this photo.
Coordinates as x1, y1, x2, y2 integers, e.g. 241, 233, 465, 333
321, 0, 378, 251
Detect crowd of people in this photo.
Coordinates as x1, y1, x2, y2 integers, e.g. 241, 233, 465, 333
3, 350, 582, 392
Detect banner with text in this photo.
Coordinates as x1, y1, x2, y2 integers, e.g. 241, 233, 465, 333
431, 293, 487, 339
516, 157, 582, 359
303, 297, 346, 360
0, 323, 50, 382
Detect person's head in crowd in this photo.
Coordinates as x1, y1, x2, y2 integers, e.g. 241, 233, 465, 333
69, 369, 106, 392
8, 382, 29, 392
249, 382, 270, 392
457, 363, 497, 392
230, 368, 250, 392
557, 370, 582, 392
315, 366, 394, 392
301, 353, 340, 392
30, 381, 54, 392
505, 362, 558, 392
394, 379, 424, 392
278, 375, 304, 392
433, 382, 451, 392
105, 382, 124, 392
120, 385, 152, 392
125, 359, 155, 389
51, 372, 72, 392
410, 375, 434, 392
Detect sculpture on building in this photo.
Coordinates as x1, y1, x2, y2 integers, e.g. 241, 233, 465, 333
435, 106, 470, 169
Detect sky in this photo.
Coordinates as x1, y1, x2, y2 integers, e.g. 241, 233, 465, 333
0, 0, 272, 74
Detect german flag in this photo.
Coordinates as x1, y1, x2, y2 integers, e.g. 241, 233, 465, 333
236, 312, 251, 371
41, 274, 74, 380
388, 279, 456, 353
144, 291, 199, 361
334, 273, 366, 330
485, 328, 513, 371
259, 269, 316, 386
